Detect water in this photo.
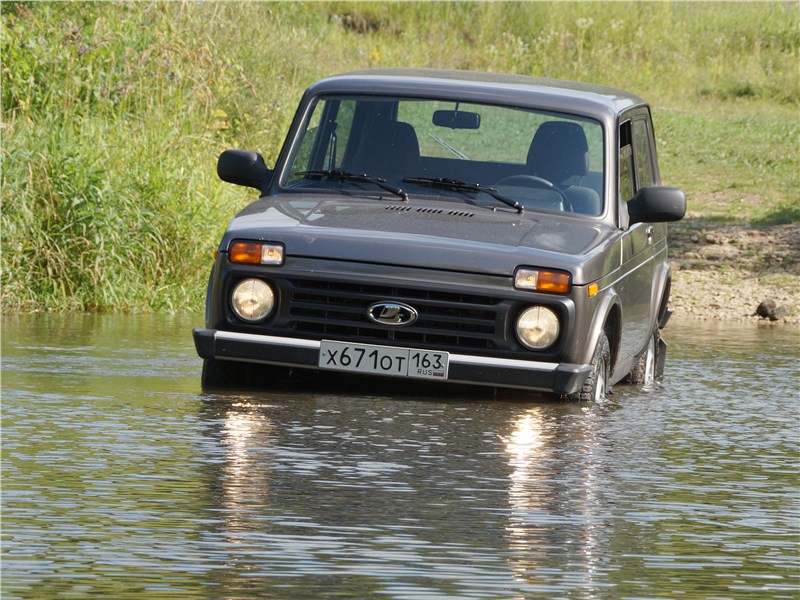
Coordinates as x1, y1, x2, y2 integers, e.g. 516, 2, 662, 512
2, 314, 798, 599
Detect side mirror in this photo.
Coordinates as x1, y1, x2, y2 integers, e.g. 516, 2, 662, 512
217, 149, 272, 193
628, 186, 686, 224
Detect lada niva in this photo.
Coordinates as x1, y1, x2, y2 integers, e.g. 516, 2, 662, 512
193, 69, 686, 400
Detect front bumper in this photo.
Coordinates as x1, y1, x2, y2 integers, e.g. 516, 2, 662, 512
194, 328, 590, 395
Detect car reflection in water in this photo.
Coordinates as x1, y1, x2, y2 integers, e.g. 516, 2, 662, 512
205, 392, 617, 595
502, 407, 606, 593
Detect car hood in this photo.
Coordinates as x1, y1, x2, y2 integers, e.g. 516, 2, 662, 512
221, 196, 618, 284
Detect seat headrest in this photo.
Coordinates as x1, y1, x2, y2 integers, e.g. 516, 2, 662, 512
527, 121, 589, 183
383, 121, 420, 161
349, 121, 420, 179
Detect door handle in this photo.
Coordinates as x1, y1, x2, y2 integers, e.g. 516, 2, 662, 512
646, 226, 654, 245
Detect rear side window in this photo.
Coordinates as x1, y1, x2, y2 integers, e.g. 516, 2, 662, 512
632, 118, 655, 188
619, 120, 635, 202
619, 115, 657, 203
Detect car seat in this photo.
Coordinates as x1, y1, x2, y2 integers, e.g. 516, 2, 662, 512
527, 121, 601, 215
348, 121, 420, 183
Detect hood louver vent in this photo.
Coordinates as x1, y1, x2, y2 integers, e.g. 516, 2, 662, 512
384, 205, 475, 218
446, 209, 475, 218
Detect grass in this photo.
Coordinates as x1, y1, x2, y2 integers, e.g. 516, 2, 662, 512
654, 102, 799, 222
2, 1, 798, 312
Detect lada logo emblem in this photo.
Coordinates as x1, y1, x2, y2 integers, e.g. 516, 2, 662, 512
367, 302, 418, 326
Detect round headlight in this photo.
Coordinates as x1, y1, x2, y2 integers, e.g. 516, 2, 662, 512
231, 278, 275, 322
516, 306, 560, 350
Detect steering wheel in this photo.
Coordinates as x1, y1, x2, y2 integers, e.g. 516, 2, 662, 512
494, 175, 573, 212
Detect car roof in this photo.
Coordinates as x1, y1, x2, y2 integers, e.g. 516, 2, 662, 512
306, 68, 646, 122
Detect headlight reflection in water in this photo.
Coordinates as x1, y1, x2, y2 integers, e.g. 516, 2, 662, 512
219, 402, 274, 533
502, 407, 605, 594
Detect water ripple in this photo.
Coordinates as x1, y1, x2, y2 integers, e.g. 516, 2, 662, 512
2, 315, 798, 598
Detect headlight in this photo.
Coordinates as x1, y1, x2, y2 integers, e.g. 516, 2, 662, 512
516, 306, 560, 350
231, 278, 275, 322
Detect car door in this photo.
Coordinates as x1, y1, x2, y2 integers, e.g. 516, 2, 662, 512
615, 111, 660, 368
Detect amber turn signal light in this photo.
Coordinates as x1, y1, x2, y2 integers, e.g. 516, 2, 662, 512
514, 268, 571, 294
536, 270, 571, 294
228, 241, 285, 266
229, 242, 263, 264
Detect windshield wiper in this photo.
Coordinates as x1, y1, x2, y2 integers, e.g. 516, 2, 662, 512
295, 169, 408, 202
403, 177, 523, 214
427, 134, 470, 160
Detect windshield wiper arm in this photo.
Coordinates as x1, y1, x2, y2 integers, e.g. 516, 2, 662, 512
295, 169, 408, 201
403, 177, 523, 214
427, 134, 470, 160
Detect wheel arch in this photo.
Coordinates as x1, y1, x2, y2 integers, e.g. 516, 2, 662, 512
604, 302, 622, 376
652, 263, 672, 330
656, 271, 672, 329
586, 291, 622, 375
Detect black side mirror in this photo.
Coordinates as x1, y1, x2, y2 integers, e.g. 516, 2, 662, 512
628, 186, 686, 224
217, 149, 272, 193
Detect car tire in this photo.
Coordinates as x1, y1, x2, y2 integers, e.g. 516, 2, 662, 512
627, 328, 659, 386
568, 332, 611, 402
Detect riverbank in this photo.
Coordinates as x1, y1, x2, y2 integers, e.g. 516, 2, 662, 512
669, 222, 799, 324
2, 2, 797, 317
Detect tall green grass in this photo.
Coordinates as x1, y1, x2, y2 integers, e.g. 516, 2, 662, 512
2, 1, 798, 312
2, 2, 239, 310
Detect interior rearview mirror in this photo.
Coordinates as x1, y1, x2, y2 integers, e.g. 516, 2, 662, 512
432, 110, 481, 130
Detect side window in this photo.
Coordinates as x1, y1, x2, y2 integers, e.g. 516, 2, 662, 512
619, 120, 635, 202
316, 100, 356, 170
329, 100, 356, 168
286, 99, 356, 182
291, 104, 323, 174
632, 118, 655, 188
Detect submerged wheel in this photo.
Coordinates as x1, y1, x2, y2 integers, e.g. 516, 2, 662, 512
569, 332, 611, 402
201, 358, 253, 390
201, 358, 290, 391
627, 328, 659, 386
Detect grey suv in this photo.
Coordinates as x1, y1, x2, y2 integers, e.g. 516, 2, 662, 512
193, 69, 685, 400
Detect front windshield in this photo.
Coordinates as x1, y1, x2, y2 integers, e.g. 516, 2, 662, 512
282, 95, 604, 216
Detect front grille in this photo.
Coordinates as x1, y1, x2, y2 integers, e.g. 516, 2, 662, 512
284, 278, 504, 350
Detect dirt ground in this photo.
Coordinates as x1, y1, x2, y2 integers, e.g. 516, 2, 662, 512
668, 221, 799, 325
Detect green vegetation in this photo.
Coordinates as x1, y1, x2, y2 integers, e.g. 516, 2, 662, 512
2, 1, 798, 312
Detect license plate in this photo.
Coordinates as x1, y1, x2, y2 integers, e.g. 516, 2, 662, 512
318, 340, 449, 380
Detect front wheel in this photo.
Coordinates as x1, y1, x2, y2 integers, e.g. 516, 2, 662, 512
627, 329, 659, 386
568, 332, 611, 402
201, 358, 292, 391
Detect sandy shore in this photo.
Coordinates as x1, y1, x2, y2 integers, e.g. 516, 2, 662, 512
668, 222, 799, 325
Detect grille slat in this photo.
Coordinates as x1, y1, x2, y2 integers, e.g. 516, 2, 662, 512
282, 278, 503, 350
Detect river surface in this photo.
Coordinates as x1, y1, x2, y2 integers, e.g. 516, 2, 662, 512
2, 314, 798, 599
